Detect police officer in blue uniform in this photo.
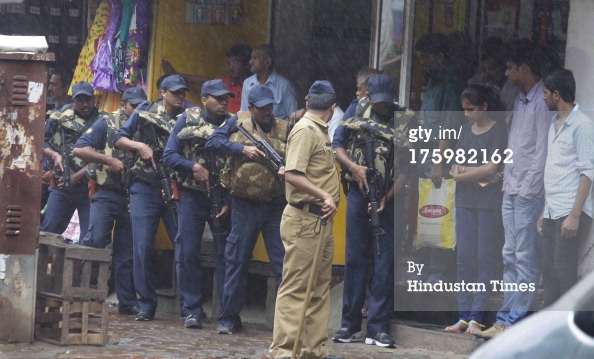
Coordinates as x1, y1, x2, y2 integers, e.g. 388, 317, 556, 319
163, 79, 234, 329
114, 75, 187, 321
332, 74, 410, 348
206, 85, 287, 334
42, 81, 104, 242
73, 87, 148, 315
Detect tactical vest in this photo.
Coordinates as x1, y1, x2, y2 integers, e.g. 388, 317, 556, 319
222, 112, 287, 202
342, 100, 416, 186
130, 101, 180, 187
176, 108, 232, 192
49, 106, 101, 182
90, 110, 128, 190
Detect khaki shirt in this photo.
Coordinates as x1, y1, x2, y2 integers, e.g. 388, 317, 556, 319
285, 112, 340, 206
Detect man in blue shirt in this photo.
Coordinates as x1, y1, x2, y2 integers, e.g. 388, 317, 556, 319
41, 81, 103, 243
73, 87, 148, 315
240, 44, 297, 120
114, 75, 186, 322
539, 68, 594, 306
163, 79, 234, 329
206, 85, 287, 334
332, 75, 411, 348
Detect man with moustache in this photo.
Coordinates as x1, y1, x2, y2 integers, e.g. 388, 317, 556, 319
73, 87, 148, 316
206, 85, 287, 334
41, 81, 104, 242
48, 68, 73, 111
163, 79, 235, 329
114, 74, 187, 322
240, 44, 297, 120
42, 68, 74, 219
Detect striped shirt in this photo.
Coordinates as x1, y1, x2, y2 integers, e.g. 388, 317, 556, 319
502, 80, 554, 198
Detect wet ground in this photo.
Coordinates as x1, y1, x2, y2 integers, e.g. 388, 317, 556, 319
0, 307, 468, 359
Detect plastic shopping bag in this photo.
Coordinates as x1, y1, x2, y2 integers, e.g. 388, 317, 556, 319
415, 178, 456, 249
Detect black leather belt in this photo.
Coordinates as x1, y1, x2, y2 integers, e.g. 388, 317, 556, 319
289, 202, 323, 215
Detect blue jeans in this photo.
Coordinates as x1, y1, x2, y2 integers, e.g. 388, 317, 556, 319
80, 188, 137, 309
176, 188, 227, 317
129, 181, 177, 312
541, 213, 591, 306
496, 193, 544, 326
218, 196, 286, 327
40, 183, 90, 242
340, 186, 400, 337
456, 207, 503, 323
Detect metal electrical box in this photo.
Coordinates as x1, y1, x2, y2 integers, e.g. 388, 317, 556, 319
0, 52, 54, 255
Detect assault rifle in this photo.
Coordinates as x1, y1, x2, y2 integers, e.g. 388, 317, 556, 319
363, 136, 386, 258
145, 123, 178, 228
51, 146, 72, 188
121, 151, 134, 212
204, 150, 229, 254
235, 123, 285, 172
203, 150, 229, 255
153, 148, 178, 228
61, 146, 72, 188
50, 127, 72, 188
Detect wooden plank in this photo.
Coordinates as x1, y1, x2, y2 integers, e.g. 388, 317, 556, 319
62, 259, 75, 298
61, 300, 70, 344
81, 301, 89, 344
35, 295, 108, 346
100, 303, 108, 346
80, 260, 92, 289
65, 246, 112, 262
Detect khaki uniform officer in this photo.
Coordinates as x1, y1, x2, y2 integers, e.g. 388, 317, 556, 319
270, 81, 342, 359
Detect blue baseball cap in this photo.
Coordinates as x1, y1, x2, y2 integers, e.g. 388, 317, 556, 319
308, 80, 335, 95
122, 87, 147, 105
247, 85, 276, 107
201, 79, 235, 97
71, 81, 94, 98
160, 75, 189, 92
367, 74, 394, 103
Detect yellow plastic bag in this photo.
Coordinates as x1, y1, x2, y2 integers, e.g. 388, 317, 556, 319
415, 178, 456, 249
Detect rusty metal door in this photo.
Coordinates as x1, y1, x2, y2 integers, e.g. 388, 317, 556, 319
0, 52, 54, 255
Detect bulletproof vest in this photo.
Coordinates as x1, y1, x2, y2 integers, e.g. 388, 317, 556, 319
222, 111, 287, 201
176, 108, 232, 192
49, 106, 101, 181
130, 102, 180, 187
342, 99, 416, 184
91, 110, 128, 190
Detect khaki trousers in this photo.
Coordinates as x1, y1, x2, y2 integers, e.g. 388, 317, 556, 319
270, 205, 334, 359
